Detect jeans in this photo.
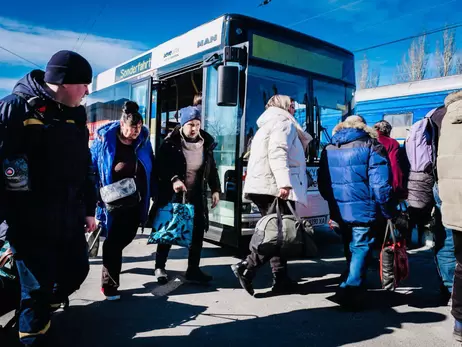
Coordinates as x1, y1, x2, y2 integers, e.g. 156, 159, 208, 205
340, 225, 374, 288
433, 184, 456, 293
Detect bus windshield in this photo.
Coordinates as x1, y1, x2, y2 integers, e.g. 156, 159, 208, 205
244, 66, 308, 155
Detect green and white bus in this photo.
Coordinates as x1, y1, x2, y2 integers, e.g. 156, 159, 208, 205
86, 13, 355, 250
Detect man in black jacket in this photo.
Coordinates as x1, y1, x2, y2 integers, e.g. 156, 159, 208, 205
0, 50, 97, 346
154, 106, 221, 284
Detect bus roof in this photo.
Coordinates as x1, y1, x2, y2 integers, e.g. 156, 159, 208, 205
90, 13, 354, 93
355, 74, 462, 103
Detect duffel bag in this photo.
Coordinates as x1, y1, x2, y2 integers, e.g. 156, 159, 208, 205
249, 198, 316, 258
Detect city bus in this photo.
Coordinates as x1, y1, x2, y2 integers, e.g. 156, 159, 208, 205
86, 13, 356, 250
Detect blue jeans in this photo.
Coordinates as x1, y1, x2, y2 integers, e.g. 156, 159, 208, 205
340, 226, 374, 288
433, 184, 456, 292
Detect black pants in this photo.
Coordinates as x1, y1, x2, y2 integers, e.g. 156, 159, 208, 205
155, 203, 205, 271
102, 205, 140, 290
407, 206, 433, 247
245, 194, 293, 274
452, 231, 462, 321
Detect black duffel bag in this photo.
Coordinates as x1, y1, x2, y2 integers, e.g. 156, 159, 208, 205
249, 198, 317, 258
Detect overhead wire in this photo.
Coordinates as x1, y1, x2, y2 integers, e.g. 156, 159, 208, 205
0, 44, 42, 68
76, 3, 107, 52
354, 21, 462, 53
287, 0, 365, 28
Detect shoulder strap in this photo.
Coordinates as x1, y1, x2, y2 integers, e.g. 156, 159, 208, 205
382, 220, 397, 248
13, 92, 47, 122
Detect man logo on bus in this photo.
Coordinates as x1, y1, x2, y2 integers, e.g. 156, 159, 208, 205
197, 35, 218, 48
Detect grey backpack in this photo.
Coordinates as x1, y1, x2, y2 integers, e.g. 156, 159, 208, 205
249, 199, 317, 258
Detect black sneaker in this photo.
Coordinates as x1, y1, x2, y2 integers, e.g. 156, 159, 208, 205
155, 268, 169, 285
330, 286, 363, 311
271, 273, 298, 294
101, 287, 121, 301
231, 261, 254, 296
50, 295, 69, 312
185, 268, 213, 284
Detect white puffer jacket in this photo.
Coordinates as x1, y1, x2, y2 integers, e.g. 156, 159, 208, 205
437, 90, 462, 232
243, 107, 309, 206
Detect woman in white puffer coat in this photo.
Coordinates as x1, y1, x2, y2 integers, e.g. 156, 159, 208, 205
231, 94, 312, 296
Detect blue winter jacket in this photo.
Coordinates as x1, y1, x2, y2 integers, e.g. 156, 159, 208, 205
318, 126, 393, 225
90, 121, 156, 234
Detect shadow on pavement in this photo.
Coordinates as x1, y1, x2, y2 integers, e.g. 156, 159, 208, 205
48, 295, 207, 347
46, 299, 447, 347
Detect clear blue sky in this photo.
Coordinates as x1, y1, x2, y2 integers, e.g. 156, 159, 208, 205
1, 0, 462, 97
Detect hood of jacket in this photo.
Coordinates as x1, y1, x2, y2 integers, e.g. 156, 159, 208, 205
445, 90, 462, 108
443, 90, 462, 125
11, 70, 87, 126
12, 70, 54, 101
256, 107, 312, 151
331, 118, 377, 146
256, 106, 293, 128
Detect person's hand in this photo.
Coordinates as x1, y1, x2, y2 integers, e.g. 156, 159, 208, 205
173, 179, 187, 193
212, 192, 220, 209
278, 187, 291, 200
85, 216, 97, 233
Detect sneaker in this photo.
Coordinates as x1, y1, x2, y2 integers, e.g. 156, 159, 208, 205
271, 273, 298, 294
423, 230, 435, 249
231, 261, 254, 296
439, 284, 452, 306
155, 268, 169, 285
330, 286, 363, 311
454, 320, 462, 342
185, 268, 213, 284
101, 288, 121, 301
50, 297, 69, 312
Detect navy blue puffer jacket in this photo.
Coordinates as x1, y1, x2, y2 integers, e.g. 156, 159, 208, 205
318, 122, 393, 225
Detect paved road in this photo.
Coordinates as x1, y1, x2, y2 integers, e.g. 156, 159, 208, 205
1, 228, 460, 346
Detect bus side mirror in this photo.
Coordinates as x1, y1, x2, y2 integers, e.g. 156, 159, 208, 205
217, 65, 239, 107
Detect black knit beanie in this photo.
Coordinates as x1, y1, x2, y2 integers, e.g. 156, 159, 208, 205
44, 50, 93, 85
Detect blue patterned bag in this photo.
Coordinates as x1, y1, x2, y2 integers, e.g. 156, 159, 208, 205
0, 240, 15, 281
148, 194, 194, 248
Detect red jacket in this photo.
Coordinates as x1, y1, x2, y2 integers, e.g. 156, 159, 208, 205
377, 132, 407, 200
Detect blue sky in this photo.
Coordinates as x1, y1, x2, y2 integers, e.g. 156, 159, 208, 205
1, 0, 462, 98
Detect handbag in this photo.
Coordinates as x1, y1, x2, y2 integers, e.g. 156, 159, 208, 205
147, 192, 194, 248
99, 157, 141, 212
380, 220, 409, 290
249, 198, 317, 259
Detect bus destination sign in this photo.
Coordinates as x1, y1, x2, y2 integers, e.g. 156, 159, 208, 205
115, 53, 152, 82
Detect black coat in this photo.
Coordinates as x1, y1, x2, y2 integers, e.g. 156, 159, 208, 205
156, 126, 221, 230
0, 70, 96, 242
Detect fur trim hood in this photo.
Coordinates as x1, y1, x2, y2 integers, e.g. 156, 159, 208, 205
445, 90, 462, 107
332, 116, 378, 139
